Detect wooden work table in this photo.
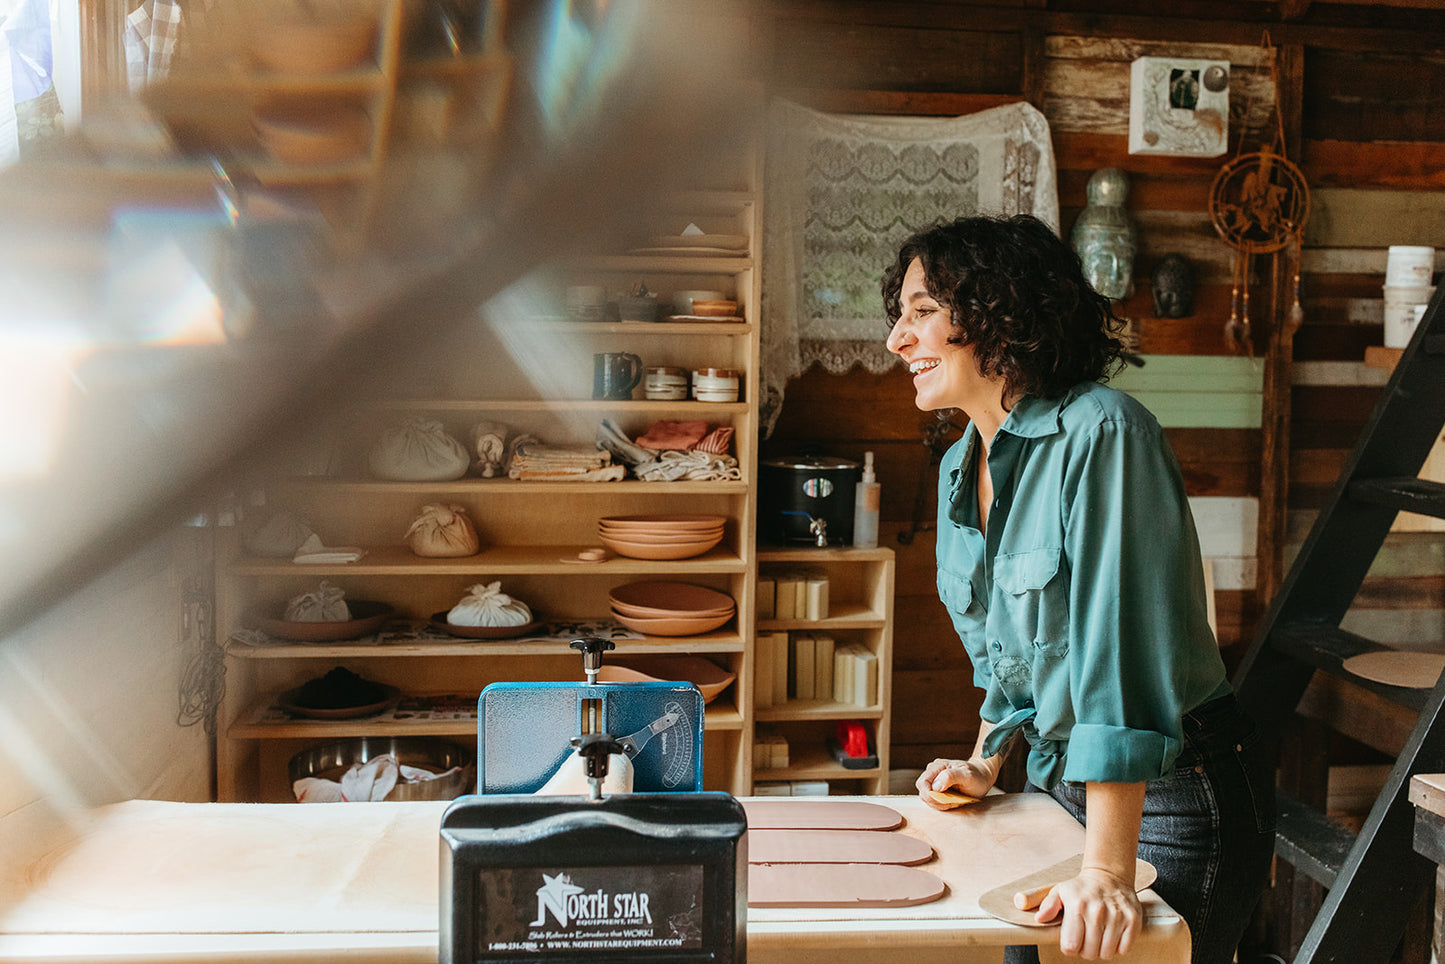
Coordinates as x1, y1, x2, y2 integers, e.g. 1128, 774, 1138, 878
0, 794, 1188, 964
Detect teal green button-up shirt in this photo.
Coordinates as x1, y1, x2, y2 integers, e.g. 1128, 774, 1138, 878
935, 381, 1230, 789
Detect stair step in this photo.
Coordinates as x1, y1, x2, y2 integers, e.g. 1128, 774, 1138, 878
1274, 790, 1356, 888
1271, 622, 1431, 712
1347, 477, 1445, 519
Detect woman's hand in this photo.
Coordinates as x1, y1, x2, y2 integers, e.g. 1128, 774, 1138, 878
1031, 866, 1142, 959
915, 757, 996, 808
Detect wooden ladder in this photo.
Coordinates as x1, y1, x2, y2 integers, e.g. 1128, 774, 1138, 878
1234, 285, 1445, 963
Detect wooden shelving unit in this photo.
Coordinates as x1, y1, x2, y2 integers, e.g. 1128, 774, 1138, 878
752, 546, 895, 795
213, 136, 764, 803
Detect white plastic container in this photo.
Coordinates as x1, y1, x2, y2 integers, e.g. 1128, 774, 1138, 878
1386, 246, 1435, 287
852, 451, 880, 549
1382, 284, 1436, 348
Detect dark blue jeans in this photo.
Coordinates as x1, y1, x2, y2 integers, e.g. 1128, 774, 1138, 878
1004, 694, 1275, 964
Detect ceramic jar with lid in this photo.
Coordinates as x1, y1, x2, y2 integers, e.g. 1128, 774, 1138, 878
692, 368, 740, 403
644, 366, 689, 400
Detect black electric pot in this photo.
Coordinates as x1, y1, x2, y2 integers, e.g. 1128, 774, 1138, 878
758, 455, 860, 547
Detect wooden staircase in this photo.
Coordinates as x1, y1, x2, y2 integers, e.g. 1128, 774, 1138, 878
1233, 285, 1445, 963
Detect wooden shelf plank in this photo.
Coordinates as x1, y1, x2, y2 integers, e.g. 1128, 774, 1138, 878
273, 478, 748, 495
227, 630, 746, 658
754, 700, 883, 722
230, 543, 749, 575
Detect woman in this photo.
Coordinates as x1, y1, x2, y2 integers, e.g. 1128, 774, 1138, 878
883, 215, 1274, 963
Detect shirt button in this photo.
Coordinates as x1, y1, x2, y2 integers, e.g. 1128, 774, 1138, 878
990, 640, 1002, 652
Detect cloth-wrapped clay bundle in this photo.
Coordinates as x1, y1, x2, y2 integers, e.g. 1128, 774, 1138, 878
468, 420, 514, 478
405, 503, 481, 557
447, 581, 532, 627
285, 580, 351, 622
368, 417, 470, 482
241, 508, 315, 558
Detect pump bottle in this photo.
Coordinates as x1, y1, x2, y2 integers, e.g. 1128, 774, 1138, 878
852, 451, 880, 548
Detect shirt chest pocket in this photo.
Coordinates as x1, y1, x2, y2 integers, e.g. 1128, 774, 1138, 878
937, 566, 986, 641
993, 547, 1069, 657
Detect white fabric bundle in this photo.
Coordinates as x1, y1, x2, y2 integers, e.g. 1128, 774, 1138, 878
447, 581, 532, 627
368, 417, 470, 481
284, 580, 350, 622
405, 503, 480, 557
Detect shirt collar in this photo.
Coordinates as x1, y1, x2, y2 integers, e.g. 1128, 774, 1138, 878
997, 392, 1066, 441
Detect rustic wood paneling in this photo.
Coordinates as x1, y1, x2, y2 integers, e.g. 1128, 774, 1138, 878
1304, 140, 1445, 191
769, 18, 1024, 93
1304, 48, 1445, 143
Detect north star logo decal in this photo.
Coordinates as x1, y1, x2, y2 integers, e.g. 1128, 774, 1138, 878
528, 872, 654, 928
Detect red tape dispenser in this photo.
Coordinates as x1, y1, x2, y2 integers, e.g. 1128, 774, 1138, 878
829, 720, 877, 770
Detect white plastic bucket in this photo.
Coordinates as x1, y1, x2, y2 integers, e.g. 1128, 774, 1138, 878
1384, 300, 1423, 348
1386, 246, 1435, 286
1383, 284, 1435, 309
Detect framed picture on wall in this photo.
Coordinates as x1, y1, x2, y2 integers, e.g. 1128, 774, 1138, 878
1128, 56, 1230, 157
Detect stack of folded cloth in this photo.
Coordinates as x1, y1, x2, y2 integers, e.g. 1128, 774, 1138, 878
508, 441, 625, 481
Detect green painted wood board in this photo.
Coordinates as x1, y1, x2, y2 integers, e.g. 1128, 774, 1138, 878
1109, 355, 1263, 428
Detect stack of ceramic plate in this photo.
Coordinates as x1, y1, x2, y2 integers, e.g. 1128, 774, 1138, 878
609, 580, 736, 636
597, 514, 725, 560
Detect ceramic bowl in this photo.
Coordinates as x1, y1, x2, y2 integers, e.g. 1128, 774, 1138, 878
690, 299, 738, 317
288, 737, 474, 800
597, 526, 724, 544
254, 101, 372, 165
609, 598, 734, 620
595, 655, 736, 703
254, 599, 394, 641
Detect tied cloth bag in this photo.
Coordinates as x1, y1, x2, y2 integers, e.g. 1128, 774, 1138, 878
369, 417, 470, 481
405, 503, 480, 557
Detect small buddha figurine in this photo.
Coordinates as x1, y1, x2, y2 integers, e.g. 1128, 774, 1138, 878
1070, 168, 1138, 301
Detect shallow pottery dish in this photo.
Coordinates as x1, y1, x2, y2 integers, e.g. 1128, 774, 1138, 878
598, 533, 721, 560
255, 599, 394, 641
278, 683, 401, 719
595, 655, 736, 703
597, 527, 724, 544
609, 598, 734, 620
609, 581, 735, 614
598, 514, 727, 531
427, 612, 543, 639
610, 609, 732, 637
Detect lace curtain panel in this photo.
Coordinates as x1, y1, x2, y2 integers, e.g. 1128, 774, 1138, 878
759, 99, 1059, 436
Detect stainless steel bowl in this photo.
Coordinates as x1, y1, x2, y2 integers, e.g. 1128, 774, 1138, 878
288, 736, 475, 801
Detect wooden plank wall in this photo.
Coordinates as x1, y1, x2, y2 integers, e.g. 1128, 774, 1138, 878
754, 1, 1445, 770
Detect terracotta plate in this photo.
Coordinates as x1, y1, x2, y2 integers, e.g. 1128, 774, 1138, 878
254, 600, 394, 641
598, 514, 727, 531
610, 599, 734, 620
598, 535, 721, 560
611, 609, 731, 637
609, 581, 735, 614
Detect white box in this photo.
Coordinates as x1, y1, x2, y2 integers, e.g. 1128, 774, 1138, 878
1129, 56, 1230, 157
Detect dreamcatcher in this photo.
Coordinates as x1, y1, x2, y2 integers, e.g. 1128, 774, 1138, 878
1207, 34, 1311, 355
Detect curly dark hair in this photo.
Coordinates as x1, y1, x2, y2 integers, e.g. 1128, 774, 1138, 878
881, 214, 1128, 400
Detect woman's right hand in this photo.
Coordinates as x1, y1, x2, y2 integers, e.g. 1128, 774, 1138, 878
916, 757, 997, 809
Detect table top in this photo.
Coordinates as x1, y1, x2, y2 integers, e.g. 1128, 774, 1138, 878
1410, 773, 1445, 818
0, 794, 1187, 963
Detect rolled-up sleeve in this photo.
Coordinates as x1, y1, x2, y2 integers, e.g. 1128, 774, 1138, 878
1058, 418, 1205, 784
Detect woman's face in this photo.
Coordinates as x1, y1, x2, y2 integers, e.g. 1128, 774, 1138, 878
886, 257, 981, 412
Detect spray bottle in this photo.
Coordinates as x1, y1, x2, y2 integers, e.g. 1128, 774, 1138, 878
852, 451, 880, 548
